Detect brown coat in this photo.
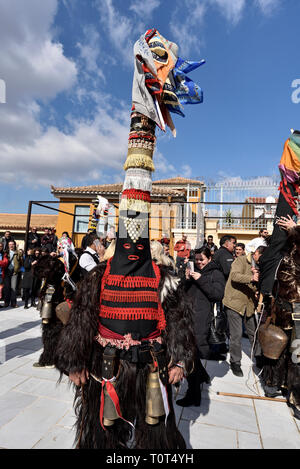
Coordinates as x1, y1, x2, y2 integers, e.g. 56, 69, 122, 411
223, 254, 257, 317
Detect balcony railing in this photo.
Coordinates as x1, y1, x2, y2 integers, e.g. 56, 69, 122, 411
216, 217, 269, 230
176, 220, 197, 230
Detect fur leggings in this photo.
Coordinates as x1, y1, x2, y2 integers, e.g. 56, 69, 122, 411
72, 345, 186, 449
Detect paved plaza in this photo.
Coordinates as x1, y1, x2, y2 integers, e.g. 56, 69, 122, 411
0, 303, 300, 449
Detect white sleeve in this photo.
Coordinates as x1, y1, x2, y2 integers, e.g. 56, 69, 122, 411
245, 239, 256, 254
79, 253, 97, 272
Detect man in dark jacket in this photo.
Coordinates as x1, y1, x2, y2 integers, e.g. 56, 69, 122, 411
28, 227, 41, 250
213, 235, 236, 280
1, 231, 14, 251
204, 235, 218, 256
0, 242, 8, 306
212, 235, 237, 352
41, 228, 55, 253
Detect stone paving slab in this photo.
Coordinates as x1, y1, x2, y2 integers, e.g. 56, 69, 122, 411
0, 397, 70, 449
181, 397, 259, 433
14, 376, 73, 402
0, 371, 30, 397
178, 420, 239, 449
237, 430, 262, 449
1, 303, 300, 449
56, 409, 76, 429
32, 425, 76, 449
253, 399, 300, 449
0, 390, 38, 428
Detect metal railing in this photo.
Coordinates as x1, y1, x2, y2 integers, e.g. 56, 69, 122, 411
215, 217, 270, 231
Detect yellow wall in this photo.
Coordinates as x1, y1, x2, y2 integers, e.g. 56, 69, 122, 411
55, 199, 94, 247
55, 197, 180, 253
204, 218, 274, 246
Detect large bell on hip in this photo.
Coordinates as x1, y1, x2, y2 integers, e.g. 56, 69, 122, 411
145, 369, 165, 425
41, 285, 55, 321
103, 382, 120, 427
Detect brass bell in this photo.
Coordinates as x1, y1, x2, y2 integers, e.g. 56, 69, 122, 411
41, 302, 53, 320
103, 382, 119, 427
145, 369, 165, 425
40, 285, 55, 320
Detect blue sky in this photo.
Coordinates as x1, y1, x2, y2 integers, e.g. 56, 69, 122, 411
0, 0, 299, 214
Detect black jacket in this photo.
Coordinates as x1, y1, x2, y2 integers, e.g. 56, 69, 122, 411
22, 256, 34, 289
28, 232, 41, 249
213, 246, 234, 280
185, 261, 225, 353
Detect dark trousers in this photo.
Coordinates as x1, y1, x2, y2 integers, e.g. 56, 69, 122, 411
225, 307, 261, 365
176, 257, 186, 279
3, 272, 18, 306
23, 288, 36, 307
186, 348, 210, 398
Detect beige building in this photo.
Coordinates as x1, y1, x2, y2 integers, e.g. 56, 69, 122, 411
0, 214, 58, 250
51, 177, 206, 253
205, 196, 277, 246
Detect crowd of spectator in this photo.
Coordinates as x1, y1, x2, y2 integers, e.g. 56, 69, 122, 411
1, 225, 289, 409
0, 227, 118, 309
0, 228, 268, 378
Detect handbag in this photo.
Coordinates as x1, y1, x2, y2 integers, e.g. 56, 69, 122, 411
258, 316, 288, 360
208, 318, 227, 345
215, 304, 228, 336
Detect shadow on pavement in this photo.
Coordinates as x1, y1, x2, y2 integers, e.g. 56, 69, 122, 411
0, 321, 41, 340
5, 337, 42, 360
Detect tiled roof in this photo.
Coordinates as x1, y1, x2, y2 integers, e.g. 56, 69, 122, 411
153, 176, 204, 185
51, 183, 184, 198
0, 214, 58, 231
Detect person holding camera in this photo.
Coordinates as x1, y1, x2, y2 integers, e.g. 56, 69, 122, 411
174, 233, 191, 276
177, 247, 226, 407
223, 246, 266, 376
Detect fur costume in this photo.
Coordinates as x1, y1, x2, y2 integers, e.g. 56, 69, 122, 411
55, 262, 196, 449
261, 227, 300, 417
54, 29, 202, 449
34, 253, 80, 366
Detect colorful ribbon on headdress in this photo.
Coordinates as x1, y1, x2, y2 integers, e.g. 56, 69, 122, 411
279, 132, 300, 183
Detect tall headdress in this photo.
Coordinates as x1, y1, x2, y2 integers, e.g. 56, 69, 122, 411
260, 130, 300, 295
99, 29, 205, 330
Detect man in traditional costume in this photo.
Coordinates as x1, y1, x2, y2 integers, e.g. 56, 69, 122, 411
33, 238, 80, 367
259, 131, 300, 418
54, 28, 205, 448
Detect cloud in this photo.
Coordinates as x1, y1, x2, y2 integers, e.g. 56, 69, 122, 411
0, 0, 130, 188
170, 0, 281, 57
0, 104, 129, 187
181, 164, 193, 178
95, 0, 159, 64
76, 25, 105, 82
153, 151, 194, 181
169, 0, 207, 57
255, 0, 280, 15
0, 0, 77, 105
95, 0, 136, 63
208, 0, 246, 25
129, 0, 160, 18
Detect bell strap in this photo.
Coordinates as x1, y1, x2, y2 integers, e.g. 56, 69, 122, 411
95, 375, 135, 431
